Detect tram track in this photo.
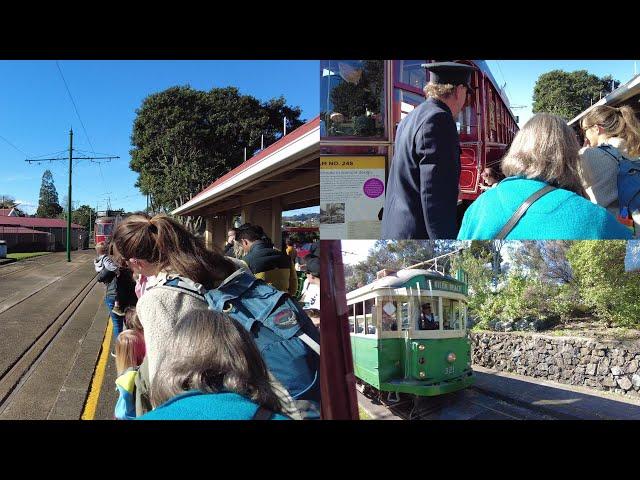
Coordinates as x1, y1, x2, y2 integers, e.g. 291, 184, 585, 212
0, 270, 98, 412
0, 252, 93, 315
0, 253, 67, 279
358, 384, 561, 420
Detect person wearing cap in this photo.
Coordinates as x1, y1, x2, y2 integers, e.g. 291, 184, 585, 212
381, 61, 474, 239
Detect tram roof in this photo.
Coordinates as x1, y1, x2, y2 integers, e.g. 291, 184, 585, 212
347, 268, 460, 300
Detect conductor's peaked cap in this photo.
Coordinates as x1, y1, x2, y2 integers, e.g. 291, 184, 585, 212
422, 62, 474, 89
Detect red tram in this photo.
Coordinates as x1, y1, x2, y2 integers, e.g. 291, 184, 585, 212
94, 210, 124, 245
320, 60, 519, 215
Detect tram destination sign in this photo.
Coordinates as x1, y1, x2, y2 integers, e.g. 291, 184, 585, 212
406, 276, 467, 295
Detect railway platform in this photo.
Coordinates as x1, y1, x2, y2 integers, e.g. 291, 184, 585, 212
0, 251, 117, 420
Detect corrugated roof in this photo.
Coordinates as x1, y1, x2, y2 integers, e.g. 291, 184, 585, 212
0, 226, 49, 235
189, 116, 320, 204
0, 216, 84, 229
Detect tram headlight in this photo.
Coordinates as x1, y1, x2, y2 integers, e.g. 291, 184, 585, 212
419, 371, 426, 378
447, 352, 457, 363
418, 344, 425, 351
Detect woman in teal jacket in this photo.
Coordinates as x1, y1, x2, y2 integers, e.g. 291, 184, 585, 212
139, 310, 290, 420
458, 113, 632, 240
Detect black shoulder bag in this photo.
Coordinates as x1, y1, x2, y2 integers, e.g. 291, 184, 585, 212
494, 185, 557, 239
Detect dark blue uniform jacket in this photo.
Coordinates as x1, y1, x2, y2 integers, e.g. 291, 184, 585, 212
381, 98, 461, 239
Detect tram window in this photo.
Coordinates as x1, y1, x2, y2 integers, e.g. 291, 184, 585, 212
395, 60, 427, 91
381, 299, 398, 331
442, 299, 462, 330
364, 299, 376, 334
355, 301, 365, 334
394, 89, 425, 127
416, 301, 439, 330
349, 304, 356, 333
320, 60, 386, 139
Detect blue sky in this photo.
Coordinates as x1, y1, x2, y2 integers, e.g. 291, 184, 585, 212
485, 60, 640, 127
0, 60, 318, 215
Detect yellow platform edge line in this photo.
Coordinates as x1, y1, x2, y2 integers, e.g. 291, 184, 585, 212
81, 319, 113, 420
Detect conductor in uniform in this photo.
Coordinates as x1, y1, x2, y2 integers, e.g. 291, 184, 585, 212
381, 62, 475, 239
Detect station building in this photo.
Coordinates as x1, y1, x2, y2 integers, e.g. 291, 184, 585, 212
0, 216, 86, 252
172, 116, 319, 251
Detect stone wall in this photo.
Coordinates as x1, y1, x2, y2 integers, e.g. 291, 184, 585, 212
470, 331, 640, 398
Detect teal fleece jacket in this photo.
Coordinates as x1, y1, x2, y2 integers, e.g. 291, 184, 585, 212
139, 391, 290, 420
458, 177, 633, 240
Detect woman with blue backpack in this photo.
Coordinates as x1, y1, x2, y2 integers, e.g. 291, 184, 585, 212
110, 214, 320, 419
579, 105, 640, 236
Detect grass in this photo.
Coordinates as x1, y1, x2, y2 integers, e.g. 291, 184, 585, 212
6, 252, 51, 261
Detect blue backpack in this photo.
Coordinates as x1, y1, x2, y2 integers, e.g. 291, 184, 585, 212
599, 145, 640, 215
162, 271, 321, 406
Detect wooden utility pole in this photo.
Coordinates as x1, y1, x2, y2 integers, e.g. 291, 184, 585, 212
25, 130, 119, 262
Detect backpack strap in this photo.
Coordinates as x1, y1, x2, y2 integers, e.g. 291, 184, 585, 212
598, 144, 622, 164
495, 185, 557, 239
252, 405, 274, 420
297, 333, 320, 355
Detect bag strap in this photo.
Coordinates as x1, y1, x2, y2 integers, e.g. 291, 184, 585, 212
495, 185, 557, 239
598, 144, 622, 164
298, 333, 320, 355
252, 405, 274, 420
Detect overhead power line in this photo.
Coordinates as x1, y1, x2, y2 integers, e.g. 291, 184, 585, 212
55, 61, 110, 198
0, 133, 29, 157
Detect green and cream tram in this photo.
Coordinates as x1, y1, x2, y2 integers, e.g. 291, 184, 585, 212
347, 268, 474, 397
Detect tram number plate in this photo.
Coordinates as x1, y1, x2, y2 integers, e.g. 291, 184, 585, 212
444, 366, 455, 375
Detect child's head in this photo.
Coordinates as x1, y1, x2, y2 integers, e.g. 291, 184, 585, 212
150, 310, 282, 412
115, 329, 146, 375
95, 242, 107, 256
124, 307, 143, 333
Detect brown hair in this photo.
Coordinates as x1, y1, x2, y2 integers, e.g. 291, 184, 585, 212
501, 113, 586, 196
150, 310, 283, 413
111, 214, 237, 289
124, 307, 143, 333
581, 105, 640, 157
115, 329, 146, 375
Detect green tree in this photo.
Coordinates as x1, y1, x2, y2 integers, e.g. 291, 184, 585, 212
0, 194, 16, 208
567, 240, 640, 327
71, 204, 96, 231
532, 70, 621, 120
36, 170, 63, 218
130, 86, 304, 233
0, 195, 27, 216
510, 241, 573, 284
